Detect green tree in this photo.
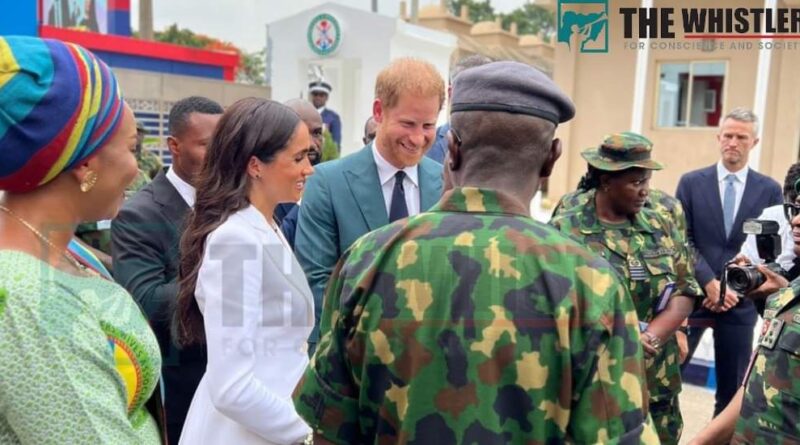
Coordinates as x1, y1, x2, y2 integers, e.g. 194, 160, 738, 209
447, 0, 495, 23
154, 23, 265, 85
502, 4, 555, 41
321, 129, 339, 163
238, 50, 265, 85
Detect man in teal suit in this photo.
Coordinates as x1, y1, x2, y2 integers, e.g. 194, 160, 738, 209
295, 58, 445, 352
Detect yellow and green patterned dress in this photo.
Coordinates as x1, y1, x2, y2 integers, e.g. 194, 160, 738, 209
0, 250, 162, 444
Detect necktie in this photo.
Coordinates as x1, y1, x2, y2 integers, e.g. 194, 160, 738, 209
389, 171, 409, 222
723, 174, 737, 237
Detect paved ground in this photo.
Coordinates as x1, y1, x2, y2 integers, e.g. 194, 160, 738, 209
679, 384, 716, 444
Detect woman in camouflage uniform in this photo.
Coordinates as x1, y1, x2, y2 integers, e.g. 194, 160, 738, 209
551, 132, 702, 445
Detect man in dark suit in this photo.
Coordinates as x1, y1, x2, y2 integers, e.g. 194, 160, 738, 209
309, 80, 342, 151
296, 58, 445, 354
676, 107, 783, 416
111, 96, 223, 444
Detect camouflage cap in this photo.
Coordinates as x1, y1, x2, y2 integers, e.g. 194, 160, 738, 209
581, 132, 664, 171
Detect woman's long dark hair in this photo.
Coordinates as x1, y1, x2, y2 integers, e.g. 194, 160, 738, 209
174, 98, 301, 347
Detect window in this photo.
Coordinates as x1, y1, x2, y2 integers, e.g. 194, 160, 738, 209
656, 61, 726, 128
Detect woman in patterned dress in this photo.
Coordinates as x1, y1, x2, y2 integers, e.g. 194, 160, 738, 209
0, 36, 162, 444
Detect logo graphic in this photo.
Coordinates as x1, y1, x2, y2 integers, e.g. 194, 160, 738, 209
557, 0, 609, 53
307, 13, 342, 56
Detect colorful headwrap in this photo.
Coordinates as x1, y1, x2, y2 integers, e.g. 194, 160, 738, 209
0, 36, 124, 193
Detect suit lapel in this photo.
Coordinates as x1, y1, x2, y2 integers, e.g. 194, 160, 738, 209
699, 166, 727, 241
343, 147, 388, 231
418, 159, 443, 211
152, 171, 191, 231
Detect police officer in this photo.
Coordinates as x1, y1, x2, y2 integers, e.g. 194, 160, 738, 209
293, 62, 658, 444
551, 132, 702, 445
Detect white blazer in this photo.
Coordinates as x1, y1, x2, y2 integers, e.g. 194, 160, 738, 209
179, 206, 313, 445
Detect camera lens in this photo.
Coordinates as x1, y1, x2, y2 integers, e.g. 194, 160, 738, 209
727, 266, 765, 294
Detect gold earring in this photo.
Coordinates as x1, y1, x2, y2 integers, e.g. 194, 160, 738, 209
80, 170, 98, 193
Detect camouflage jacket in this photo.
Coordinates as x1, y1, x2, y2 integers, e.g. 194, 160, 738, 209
550, 189, 702, 403
293, 187, 658, 444
733, 278, 800, 443
552, 188, 691, 263
136, 149, 162, 180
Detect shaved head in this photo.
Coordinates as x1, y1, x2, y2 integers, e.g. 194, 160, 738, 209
284, 98, 323, 152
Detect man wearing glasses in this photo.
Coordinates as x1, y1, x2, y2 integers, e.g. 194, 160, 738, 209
689, 170, 800, 444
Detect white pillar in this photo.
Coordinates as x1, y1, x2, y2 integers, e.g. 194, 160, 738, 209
630, 0, 653, 133
750, 0, 776, 171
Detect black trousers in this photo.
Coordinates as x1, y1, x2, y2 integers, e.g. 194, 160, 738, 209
681, 320, 754, 416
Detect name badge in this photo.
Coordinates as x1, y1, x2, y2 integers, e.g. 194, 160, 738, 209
759, 318, 785, 350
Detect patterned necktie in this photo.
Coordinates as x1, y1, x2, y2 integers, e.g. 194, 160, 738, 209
723, 174, 737, 237
389, 171, 409, 222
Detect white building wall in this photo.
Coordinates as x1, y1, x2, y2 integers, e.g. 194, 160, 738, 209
269, 2, 455, 156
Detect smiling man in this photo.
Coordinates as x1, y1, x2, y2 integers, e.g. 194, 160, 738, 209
295, 58, 444, 353
676, 107, 782, 417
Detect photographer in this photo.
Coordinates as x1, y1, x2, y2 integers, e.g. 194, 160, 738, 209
739, 162, 800, 279
690, 179, 800, 444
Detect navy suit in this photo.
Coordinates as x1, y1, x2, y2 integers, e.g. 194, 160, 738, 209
676, 164, 782, 415
320, 108, 341, 148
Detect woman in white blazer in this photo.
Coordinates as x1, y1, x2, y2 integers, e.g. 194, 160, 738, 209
174, 98, 315, 445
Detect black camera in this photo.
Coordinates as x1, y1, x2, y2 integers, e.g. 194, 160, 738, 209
726, 219, 788, 294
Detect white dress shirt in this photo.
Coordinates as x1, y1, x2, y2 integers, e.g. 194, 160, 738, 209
372, 142, 420, 217
166, 165, 196, 207
717, 161, 749, 219
739, 204, 796, 271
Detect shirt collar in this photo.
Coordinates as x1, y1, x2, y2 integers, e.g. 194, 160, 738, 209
371, 142, 419, 187
432, 187, 530, 217
166, 165, 196, 207
717, 161, 749, 184
576, 189, 654, 235
317, 106, 326, 114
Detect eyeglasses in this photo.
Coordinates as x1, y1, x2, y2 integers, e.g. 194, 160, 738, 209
785, 201, 800, 222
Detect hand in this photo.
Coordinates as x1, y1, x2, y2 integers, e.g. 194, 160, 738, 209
745, 264, 790, 301
640, 331, 661, 358
731, 254, 752, 267
676, 330, 689, 364
702, 279, 738, 312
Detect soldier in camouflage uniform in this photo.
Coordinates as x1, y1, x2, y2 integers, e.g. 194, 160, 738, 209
293, 62, 658, 444
135, 119, 163, 179
551, 132, 703, 445
690, 184, 800, 445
